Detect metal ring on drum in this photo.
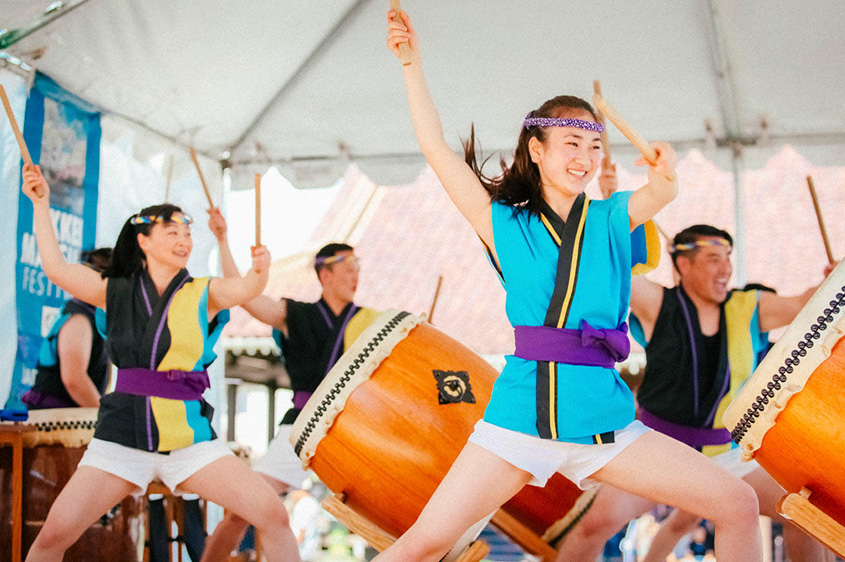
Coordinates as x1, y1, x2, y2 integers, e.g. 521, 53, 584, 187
291, 309, 599, 561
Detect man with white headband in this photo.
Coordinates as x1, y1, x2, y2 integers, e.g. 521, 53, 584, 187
202, 212, 380, 561
557, 222, 834, 561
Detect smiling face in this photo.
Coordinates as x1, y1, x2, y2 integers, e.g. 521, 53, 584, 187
677, 238, 733, 305
527, 109, 603, 198
136, 213, 193, 271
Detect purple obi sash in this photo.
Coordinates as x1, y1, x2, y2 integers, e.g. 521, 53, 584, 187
21, 389, 76, 409
292, 390, 312, 410
115, 368, 210, 401
513, 320, 630, 368
639, 408, 731, 448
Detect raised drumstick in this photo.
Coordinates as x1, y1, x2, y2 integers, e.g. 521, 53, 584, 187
389, 0, 412, 66
806, 175, 834, 264
0, 84, 44, 197
189, 146, 214, 208
164, 154, 174, 202
592, 92, 658, 166
593, 81, 612, 166
255, 173, 262, 248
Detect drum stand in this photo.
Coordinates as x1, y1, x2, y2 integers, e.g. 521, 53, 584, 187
778, 487, 845, 558
321, 494, 490, 562
490, 510, 559, 562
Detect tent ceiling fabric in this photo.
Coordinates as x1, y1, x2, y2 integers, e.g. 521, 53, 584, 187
4, 0, 845, 185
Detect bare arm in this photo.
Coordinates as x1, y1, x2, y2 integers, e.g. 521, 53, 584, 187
387, 10, 495, 255
22, 164, 107, 308
757, 263, 835, 332
56, 315, 101, 407
207, 246, 270, 318
627, 142, 679, 230
207, 207, 287, 330
629, 276, 665, 342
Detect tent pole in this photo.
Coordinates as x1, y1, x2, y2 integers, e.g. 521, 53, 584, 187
0, 0, 93, 49
704, 0, 746, 285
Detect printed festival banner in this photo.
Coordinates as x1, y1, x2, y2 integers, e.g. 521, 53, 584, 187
6, 73, 100, 410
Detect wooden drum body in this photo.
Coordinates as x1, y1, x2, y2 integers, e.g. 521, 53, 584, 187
291, 310, 595, 560
0, 408, 144, 561
725, 264, 845, 530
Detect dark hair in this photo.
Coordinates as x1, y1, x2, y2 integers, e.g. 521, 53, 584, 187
314, 243, 354, 275
80, 247, 112, 274
463, 95, 599, 216
102, 203, 184, 279
670, 224, 733, 269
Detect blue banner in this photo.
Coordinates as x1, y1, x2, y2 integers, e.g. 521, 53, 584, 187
6, 73, 101, 409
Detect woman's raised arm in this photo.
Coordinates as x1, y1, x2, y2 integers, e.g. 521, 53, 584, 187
22, 164, 107, 308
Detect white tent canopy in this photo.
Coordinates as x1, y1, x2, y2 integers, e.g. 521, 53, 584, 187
3, 0, 844, 189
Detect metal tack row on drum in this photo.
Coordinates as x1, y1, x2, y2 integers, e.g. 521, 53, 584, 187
291, 309, 596, 562
725, 261, 845, 555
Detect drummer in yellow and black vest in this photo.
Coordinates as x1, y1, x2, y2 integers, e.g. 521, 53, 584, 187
201, 209, 379, 562
556, 220, 835, 561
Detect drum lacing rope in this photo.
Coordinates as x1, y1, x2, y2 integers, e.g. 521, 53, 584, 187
730, 286, 845, 443
294, 311, 411, 457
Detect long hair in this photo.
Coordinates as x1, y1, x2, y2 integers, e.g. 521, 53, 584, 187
463, 95, 598, 215
102, 203, 184, 279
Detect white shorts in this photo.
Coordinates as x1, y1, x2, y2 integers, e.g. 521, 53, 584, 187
468, 419, 650, 489
78, 438, 233, 494
252, 424, 313, 489
712, 446, 760, 479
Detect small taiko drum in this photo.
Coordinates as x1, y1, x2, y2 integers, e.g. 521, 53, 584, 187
291, 310, 595, 560
725, 264, 845, 529
0, 407, 144, 561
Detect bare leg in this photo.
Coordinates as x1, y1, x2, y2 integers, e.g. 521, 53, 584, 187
592, 431, 762, 562
25, 466, 138, 562
199, 473, 289, 562
745, 467, 833, 562
372, 442, 533, 562
641, 509, 701, 562
179, 456, 300, 562
555, 485, 657, 561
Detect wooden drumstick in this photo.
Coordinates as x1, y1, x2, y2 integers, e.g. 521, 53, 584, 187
807, 175, 834, 264
255, 172, 262, 247
0, 84, 44, 197
592, 92, 658, 166
164, 154, 174, 202
427, 275, 443, 323
389, 0, 412, 66
593, 81, 612, 166
189, 146, 214, 208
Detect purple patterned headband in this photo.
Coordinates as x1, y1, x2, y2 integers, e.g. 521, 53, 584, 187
523, 114, 605, 133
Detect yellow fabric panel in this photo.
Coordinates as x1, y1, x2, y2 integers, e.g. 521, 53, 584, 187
712, 290, 759, 430
159, 277, 209, 371
701, 443, 732, 458
344, 308, 381, 351
632, 220, 661, 276
549, 362, 558, 439
151, 396, 194, 451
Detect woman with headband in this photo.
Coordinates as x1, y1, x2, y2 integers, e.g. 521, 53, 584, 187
20, 164, 301, 562
381, 9, 762, 562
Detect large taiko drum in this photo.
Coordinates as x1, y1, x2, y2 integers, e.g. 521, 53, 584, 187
0, 407, 144, 561
291, 310, 595, 560
725, 264, 845, 528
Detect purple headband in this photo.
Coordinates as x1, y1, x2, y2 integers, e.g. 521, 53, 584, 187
523, 114, 605, 133
315, 253, 359, 267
